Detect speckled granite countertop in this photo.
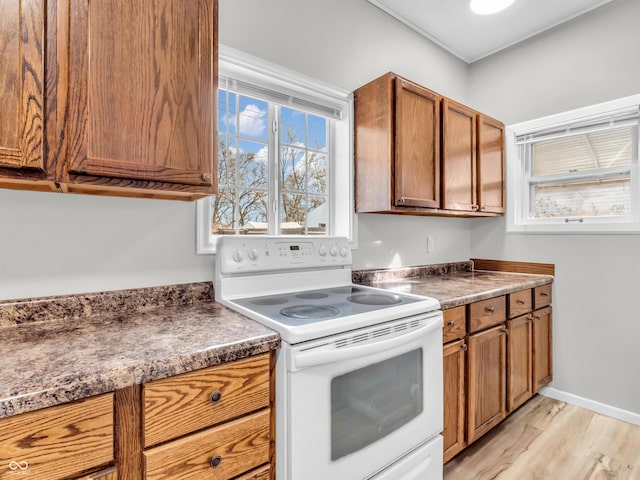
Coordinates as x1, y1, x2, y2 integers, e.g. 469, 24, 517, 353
0, 283, 280, 419
354, 262, 553, 309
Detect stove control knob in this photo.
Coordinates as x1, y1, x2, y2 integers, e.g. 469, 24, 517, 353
339, 247, 348, 257
232, 250, 243, 263
248, 248, 258, 261
329, 245, 338, 256
318, 244, 328, 256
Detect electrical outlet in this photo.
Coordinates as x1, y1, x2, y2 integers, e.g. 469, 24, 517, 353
427, 236, 434, 254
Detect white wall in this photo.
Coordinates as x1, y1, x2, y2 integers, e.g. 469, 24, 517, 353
0, 189, 214, 300
468, 0, 640, 414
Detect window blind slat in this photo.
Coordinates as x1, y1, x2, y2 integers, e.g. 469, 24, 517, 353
220, 75, 343, 120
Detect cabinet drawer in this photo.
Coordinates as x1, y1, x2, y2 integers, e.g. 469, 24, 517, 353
534, 284, 552, 309
235, 464, 271, 480
0, 394, 114, 480
509, 289, 532, 318
443, 306, 466, 343
469, 296, 506, 332
143, 353, 271, 447
144, 409, 271, 480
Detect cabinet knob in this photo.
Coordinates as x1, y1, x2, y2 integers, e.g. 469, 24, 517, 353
534, 315, 540, 320
471, 204, 479, 211
517, 299, 526, 304
209, 391, 222, 403
399, 197, 406, 204
486, 306, 495, 313
540, 292, 549, 297
209, 455, 222, 468
447, 320, 455, 327
461, 343, 468, 352
202, 172, 213, 182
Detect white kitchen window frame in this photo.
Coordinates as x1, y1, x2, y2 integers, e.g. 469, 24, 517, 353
506, 94, 640, 234
197, 45, 356, 254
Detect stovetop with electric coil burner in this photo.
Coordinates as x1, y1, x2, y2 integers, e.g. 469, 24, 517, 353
214, 236, 440, 344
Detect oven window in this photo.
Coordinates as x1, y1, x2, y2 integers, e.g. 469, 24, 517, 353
330, 349, 423, 461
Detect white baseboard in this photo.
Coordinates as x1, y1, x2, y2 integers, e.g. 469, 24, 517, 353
539, 386, 640, 426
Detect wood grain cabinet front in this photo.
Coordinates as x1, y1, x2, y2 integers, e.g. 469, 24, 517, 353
141, 353, 273, 480
0, 0, 55, 192
0, 0, 218, 200
0, 394, 114, 480
354, 72, 504, 217
506, 313, 534, 412
354, 73, 441, 213
466, 324, 507, 444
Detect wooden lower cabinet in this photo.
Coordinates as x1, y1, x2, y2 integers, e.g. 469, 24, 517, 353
467, 324, 507, 444
0, 394, 114, 480
443, 339, 466, 462
144, 410, 270, 480
533, 306, 553, 392
77, 466, 117, 480
507, 314, 533, 412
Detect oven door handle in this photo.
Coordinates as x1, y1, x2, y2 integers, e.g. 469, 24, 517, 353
293, 316, 441, 369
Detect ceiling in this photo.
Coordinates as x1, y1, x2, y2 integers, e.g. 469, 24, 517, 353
368, 0, 613, 63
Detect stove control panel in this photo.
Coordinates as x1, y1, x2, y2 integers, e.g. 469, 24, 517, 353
217, 236, 352, 273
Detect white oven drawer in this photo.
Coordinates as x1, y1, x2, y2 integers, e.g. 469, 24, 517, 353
368, 435, 443, 480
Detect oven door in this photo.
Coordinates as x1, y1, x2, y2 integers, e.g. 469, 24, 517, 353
282, 311, 443, 480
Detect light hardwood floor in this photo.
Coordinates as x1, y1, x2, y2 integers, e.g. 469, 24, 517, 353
444, 395, 640, 480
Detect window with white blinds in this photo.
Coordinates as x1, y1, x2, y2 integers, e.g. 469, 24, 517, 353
506, 95, 640, 233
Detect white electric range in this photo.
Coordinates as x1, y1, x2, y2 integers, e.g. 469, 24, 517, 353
215, 236, 443, 480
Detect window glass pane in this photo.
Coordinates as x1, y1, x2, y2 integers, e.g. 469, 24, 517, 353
211, 189, 235, 235
307, 152, 327, 193
308, 114, 327, 151
237, 189, 268, 232
280, 146, 306, 193
532, 127, 633, 176
238, 96, 268, 141
532, 177, 631, 218
307, 196, 328, 234
280, 193, 306, 234
331, 349, 423, 461
238, 140, 268, 189
217, 136, 236, 188
218, 90, 236, 135
280, 107, 305, 146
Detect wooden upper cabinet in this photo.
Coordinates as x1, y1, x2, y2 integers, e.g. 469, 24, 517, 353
395, 79, 441, 209
442, 99, 477, 212
63, 0, 217, 199
477, 114, 505, 214
354, 72, 441, 213
354, 72, 504, 217
0, 0, 51, 185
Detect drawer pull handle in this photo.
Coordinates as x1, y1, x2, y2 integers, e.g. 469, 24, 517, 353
486, 306, 495, 313
517, 299, 526, 304
462, 343, 468, 352
9, 461, 29, 471
209, 391, 222, 403
447, 320, 455, 327
209, 455, 222, 468
540, 292, 549, 297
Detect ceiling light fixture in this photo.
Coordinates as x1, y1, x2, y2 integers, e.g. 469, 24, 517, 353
469, 0, 516, 15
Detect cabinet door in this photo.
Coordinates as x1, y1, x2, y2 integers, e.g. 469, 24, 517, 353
395, 79, 441, 208
467, 325, 506, 444
443, 339, 466, 463
442, 99, 477, 212
477, 115, 505, 214
66, 0, 216, 194
533, 306, 553, 392
507, 315, 533, 412
0, 0, 45, 172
